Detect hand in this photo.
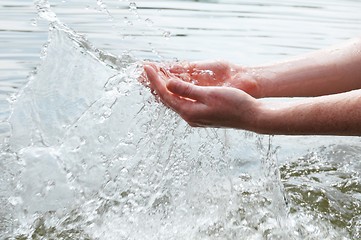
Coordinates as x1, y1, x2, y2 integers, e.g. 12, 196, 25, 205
167, 60, 261, 97
143, 64, 263, 130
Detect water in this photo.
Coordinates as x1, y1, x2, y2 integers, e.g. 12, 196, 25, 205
1, 0, 361, 239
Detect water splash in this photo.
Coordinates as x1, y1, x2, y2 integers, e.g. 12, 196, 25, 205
34, 0, 58, 23
0, 21, 292, 238
1, 0, 358, 239
96, 0, 114, 21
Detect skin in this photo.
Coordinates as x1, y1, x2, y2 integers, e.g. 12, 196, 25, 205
143, 37, 361, 135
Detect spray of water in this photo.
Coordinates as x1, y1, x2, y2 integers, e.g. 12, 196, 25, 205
0, 0, 356, 239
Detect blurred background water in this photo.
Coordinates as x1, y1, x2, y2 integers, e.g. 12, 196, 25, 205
1, 0, 361, 239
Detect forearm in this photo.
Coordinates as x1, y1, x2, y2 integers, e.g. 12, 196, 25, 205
255, 89, 361, 135
245, 37, 361, 98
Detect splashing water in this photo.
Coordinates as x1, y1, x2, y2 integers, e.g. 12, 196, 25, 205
1, 23, 289, 238
1, 4, 290, 239
1, 1, 360, 239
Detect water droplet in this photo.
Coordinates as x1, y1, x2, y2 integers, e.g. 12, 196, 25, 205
8, 196, 23, 206
163, 31, 171, 39
98, 135, 105, 143
151, 48, 162, 58
145, 18, 153, 27
100, 154, 107, 161
45, 180, 55, 192
124, 17, 133, 26
102, 106, 112, 119
80, 137, 86, 145
97, 0, 104, 7
129, 2, 137, 11
190, 79, 198, 85
40, 43, 49, 59
127, 132, 134, 140
30, 18, 38, 26
120, 167, 129, 174
117, 156, 127, 161
8, 94, 17, 103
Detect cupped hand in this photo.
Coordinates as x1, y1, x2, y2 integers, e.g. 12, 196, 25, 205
169, 60, 237, 86
148, 60, 261, 97
143, 64, 263, 130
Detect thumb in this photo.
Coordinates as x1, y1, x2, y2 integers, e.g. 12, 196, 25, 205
167, 79, 205, 101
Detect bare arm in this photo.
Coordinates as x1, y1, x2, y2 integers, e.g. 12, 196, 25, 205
256, 90, 361, 135
166, 38, 361, 98
143, 38, 361, 136
245, 37, 361, 98
144, 65, 361, 136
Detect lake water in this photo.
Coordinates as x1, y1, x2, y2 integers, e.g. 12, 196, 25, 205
1, 0, 361, 239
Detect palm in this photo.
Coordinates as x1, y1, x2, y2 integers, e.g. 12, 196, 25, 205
168, 60, 260, 97
168, 60, 238, 86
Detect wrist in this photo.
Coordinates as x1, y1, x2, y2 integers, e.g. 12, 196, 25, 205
253, 100, 307, 135
243, 99, 269, 134
252, 100, 283, 135
237, 66, 268, 98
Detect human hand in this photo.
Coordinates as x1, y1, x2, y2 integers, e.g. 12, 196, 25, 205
143, 64, 263, 130
149, 60, 262, 97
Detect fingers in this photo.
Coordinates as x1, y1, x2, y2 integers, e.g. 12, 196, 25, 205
144, 65, 184, 110
167, 79, 205, 102
143, 64, 167, 94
